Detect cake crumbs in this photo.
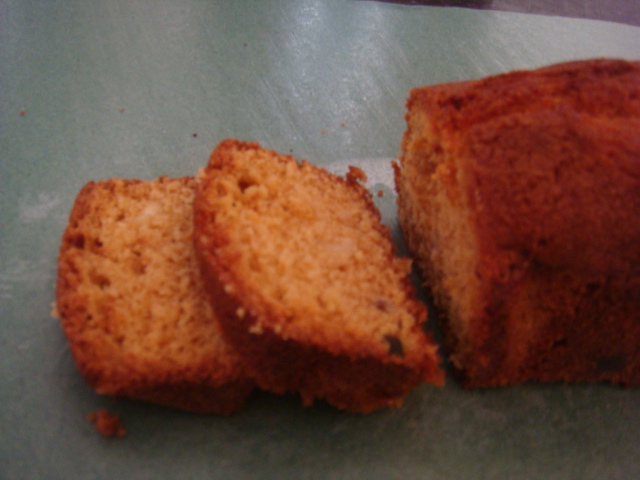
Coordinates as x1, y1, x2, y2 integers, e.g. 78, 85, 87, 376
88, 410, 126, 438
50, 301, 60, 319
345, 165, 367, 184
19, 109, 26, 117
377, 190, 384, 198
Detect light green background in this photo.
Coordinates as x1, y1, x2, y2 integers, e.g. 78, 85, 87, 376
2, 1, 640, 479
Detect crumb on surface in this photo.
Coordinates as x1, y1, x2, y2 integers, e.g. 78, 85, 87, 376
88, 410, 126, 438
20, 109, 26, 116
345, 165, 367, 184
377, 190, 384, 198
50, 301, 60, 319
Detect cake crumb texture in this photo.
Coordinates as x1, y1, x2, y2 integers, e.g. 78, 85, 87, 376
395, 58, 640, 387
194, 139, 444, 412
57, 176, 253, 414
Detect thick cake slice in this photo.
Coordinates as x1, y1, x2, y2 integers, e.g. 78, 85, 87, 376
57, 177, 254, 414
194, 139, 444, 412
394, 58, 640, 387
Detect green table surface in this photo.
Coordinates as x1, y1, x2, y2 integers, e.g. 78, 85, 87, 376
2, 1, 640, 479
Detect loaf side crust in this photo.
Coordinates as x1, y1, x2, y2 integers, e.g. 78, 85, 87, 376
396, 59, 640, 387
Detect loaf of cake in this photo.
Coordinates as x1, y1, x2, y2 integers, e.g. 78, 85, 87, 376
394, 58, 640, 387
56, 177, 254, 414
194, 139, 444, 412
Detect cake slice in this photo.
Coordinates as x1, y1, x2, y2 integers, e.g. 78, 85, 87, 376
194, 140, 444, 412
394, 58, 640, 387
57, 176, 254, 414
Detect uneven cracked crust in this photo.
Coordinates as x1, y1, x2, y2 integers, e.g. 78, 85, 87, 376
194, 139, 443, 412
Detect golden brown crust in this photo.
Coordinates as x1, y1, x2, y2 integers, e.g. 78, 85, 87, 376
194, 139, 443, 412
57, 177, 254, 414
396, 59, 640, 387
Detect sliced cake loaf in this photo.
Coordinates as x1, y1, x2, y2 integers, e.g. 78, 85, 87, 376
394, 59, 640, 387
57, 176, 254, 414
194, 139, 444, 412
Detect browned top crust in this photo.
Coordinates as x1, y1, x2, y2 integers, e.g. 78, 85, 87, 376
57, 177, 253, 414
410, 59, 640, 132
398, 59, 640, 386
408, 58, 640, 277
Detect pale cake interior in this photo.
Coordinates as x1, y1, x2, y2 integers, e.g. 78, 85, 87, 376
398, 111, 483, 368
59, 178, 245, 393
200, 145, 437, 364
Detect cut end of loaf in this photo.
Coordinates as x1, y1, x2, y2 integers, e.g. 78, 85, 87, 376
396, 59, 640, 387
